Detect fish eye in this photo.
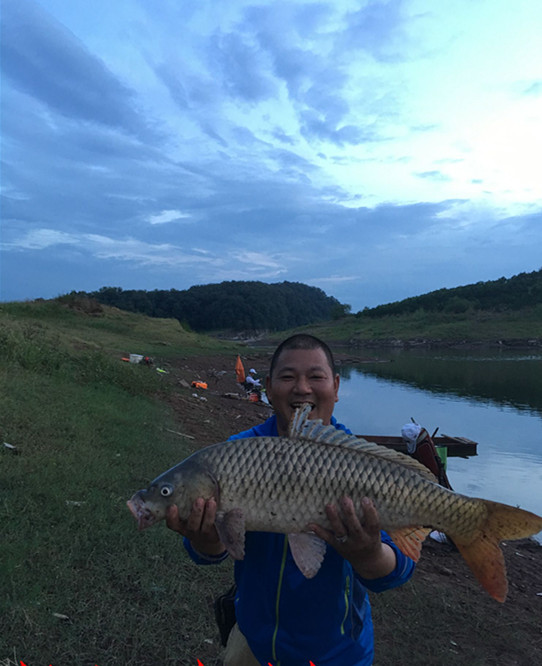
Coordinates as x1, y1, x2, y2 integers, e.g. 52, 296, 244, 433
160, 484, 174, 497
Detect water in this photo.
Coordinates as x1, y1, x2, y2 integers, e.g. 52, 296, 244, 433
332, 348, 542, 542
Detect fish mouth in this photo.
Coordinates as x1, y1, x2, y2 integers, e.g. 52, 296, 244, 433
291, 402, 315, 412
127, 494, 159, 530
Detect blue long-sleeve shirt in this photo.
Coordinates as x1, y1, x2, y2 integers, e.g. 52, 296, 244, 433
184, 414, 415, 665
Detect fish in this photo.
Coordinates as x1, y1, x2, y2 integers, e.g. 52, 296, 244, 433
127, 404, 542, 602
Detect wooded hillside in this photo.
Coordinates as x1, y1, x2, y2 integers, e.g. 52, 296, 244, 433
358, 269, 542, 318
76, 281, 346, 332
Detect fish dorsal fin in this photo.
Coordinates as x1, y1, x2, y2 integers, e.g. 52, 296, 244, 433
289, 405, 438, 483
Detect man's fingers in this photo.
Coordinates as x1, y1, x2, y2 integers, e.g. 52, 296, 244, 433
166, 504, 186, 534
200, 498, 218, 534
185, 497, 206, 533
324, 502, 346, 536
359, 497, 380, 535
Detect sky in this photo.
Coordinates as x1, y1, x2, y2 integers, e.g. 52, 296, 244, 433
2, 0, 542, 311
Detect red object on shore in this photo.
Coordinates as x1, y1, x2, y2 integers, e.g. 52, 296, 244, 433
235, 355, 245, 384
411, 427, 453, 489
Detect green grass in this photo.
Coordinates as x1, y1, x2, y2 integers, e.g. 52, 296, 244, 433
0, 302, 233, 666
0, 297, 234, 360
282, 306, 542, 345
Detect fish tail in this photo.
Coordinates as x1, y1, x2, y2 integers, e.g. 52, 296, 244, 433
452, 500, 542, 602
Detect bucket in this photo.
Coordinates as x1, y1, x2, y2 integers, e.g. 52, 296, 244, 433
435, 446, 448, 471
129, 354, 144, 364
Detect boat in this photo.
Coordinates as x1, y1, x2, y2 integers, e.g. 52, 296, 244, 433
357, 434, 477, 458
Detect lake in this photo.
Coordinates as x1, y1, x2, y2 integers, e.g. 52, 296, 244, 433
332, 347, 542, 543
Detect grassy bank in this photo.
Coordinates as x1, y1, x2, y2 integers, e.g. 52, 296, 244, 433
289, 306, 542, 346
0, 301, 233, 665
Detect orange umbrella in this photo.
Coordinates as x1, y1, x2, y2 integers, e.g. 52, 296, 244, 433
235, 355, 245, 384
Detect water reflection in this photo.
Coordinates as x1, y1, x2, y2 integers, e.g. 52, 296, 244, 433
338, 348, 542, 416
333, 348, 542, 543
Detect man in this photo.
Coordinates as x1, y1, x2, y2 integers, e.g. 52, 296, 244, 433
244, 368, 263, 401
245, 368, 262, 389
166, 334, 415, 665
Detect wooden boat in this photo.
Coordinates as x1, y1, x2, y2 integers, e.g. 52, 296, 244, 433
357, 434, 477, 458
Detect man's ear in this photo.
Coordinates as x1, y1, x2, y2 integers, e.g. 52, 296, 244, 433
334, 373, 340, 403
265, 375, 273, 405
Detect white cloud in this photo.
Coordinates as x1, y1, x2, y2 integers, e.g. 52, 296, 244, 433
9, 228, 79, 250
147, 210, 193, 225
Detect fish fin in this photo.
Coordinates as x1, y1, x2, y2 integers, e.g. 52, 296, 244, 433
290, 406, 438, 483
451, 500, 542, 602
288, 532, 327, 579
215, 508, 246, 560
454, 535, 507, 602
388, 526, 431, 562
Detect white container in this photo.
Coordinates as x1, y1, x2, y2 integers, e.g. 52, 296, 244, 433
129, 354, 144, 364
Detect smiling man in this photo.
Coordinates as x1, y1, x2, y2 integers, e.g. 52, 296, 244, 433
167, 334, 415, 666
265, 335, 340, 435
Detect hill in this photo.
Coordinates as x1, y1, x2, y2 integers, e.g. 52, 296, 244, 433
359, 268, 542, 317
74, 281, 347, 333
296, 269, 542, 347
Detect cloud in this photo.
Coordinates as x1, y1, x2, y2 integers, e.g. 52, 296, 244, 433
340, 0, 411, 62
307, 275, 359, 285
7, 228, 79, 250
233, 251, 286, 273
206, 31, 278, 102
147, 210, 193, 225
524, 81, 542, 96
416, 170, 452, 182
7, 227, 217, 269
1, 0, 151, 138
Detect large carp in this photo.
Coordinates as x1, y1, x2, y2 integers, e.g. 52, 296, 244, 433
127, 405, 542, 601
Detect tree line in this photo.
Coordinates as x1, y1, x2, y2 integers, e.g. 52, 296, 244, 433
74, 281, 347, 332
357, 269, 542, 318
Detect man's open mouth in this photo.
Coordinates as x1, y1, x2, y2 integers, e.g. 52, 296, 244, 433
291, 402, 315, 411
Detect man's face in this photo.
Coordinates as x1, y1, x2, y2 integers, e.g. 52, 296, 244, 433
266, 347, 340, 436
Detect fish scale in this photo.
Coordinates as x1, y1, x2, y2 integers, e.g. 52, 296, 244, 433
127, 404, 542, 602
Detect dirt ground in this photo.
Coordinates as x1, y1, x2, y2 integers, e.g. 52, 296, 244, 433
159, 352, 542, 665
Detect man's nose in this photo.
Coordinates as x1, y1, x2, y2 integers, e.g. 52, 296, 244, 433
293, 375, 311, 393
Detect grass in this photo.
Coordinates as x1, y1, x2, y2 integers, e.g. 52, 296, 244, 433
285, 306, 542, 346
0, 301, 233, 666
0, 297, 234, 360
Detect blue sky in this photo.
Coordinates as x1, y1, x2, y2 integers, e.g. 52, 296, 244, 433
2, 0, 542, 310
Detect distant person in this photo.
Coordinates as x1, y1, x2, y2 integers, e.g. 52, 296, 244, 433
244, 368, 261, 389
166, 334, 415, 665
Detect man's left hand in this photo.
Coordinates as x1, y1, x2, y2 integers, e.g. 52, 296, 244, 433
307, 496, 397, 579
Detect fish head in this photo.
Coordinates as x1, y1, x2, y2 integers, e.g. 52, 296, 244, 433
127, 458, 218, 530
127, 488, 166, 530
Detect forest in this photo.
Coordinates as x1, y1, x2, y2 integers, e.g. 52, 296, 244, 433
71, 269, 542, 334
77, 281, 347, 332
357, 269, 542, 318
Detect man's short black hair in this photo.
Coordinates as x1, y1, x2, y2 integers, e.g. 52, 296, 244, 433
269, 334, 336, 379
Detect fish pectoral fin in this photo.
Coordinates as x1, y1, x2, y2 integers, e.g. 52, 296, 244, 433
288, 532, 327, 579
388, 526, 431, 562
215, 509, 246, 560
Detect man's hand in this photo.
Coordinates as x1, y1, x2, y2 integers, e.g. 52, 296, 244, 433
308, 496, 397, 579
166, 498, 225, 557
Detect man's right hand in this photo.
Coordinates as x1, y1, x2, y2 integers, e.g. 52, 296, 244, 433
166, 498, 226, 556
